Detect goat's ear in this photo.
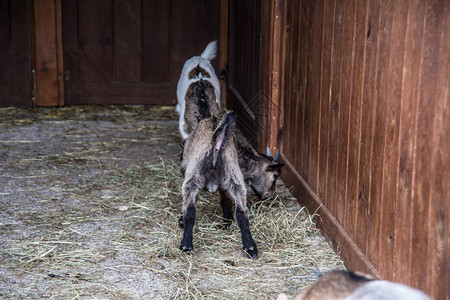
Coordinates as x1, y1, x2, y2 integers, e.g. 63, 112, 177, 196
274, 149, 280, 162
266, 146, 273, 157
266, 163, 284, 172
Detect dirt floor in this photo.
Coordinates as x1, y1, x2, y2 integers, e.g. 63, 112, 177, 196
0, 105, 344, 299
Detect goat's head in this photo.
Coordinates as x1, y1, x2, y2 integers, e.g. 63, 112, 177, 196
248, 148, 284, 200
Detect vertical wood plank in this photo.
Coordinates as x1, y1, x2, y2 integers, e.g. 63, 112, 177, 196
0, 1, 11, 83
392, 0, 426, 286
219, 0, 228, 108
326, 0, 344, 219
266, 0, 285, 154
317, 0, 335, 206
293, 0, 308, 175
78, 0, 113, 82
0, 0, 32, 106
171, 0, 220, 81
356, 0, 380, 258
336, 0, 356, 227
281, 0, 295, 161
410, 0, 447, 293
170, 0, 205, 79
141, 1, 170, 83
227, 0, 261, 145
426, 12, 448, 296
345, 0, 368, 241
113, 0, 141, 82
366, 0, 394, 270
280, 1, 295, 157
260, 0, 283, 152
61, 0, 77, 104
306, 0, 324, 194
299, 0, 313, 182
286, 0, 302, 167
275, 0, 288, 154
258, 0, 271, 151
378, 0, 408, 281
34, 0, 64, 106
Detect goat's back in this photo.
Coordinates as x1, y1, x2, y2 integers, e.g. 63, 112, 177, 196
184, 80, 220, 134
277, 271, 431, 300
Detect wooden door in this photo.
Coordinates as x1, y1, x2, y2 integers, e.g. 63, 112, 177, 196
62, 0, 220, 105
0, 0, 32, 107
226, 0, 262, 146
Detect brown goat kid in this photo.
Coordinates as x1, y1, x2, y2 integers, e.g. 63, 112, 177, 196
181, 79, 284, 203
179, 111, 258, 258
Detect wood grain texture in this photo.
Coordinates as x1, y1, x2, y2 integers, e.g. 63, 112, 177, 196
377, 0, 408, 280
392, 0, 425, 286
409, 0, 447, 293
335, 0, 355, 228
34, 0, 64, 106
356, 0, 380, 258
325, 0, 344, 220
425, 4, 449, 299
306, 0, 324, 194
366, 0, 394, 270
317, 0, 335, 207
274, 0, 448, 297
281, 153, 382, 279
345, 0, 368, 243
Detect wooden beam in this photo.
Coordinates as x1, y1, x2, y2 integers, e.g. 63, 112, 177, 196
259, 0, 286, 154
33, 0, 64, 106
219, 0, 229, 109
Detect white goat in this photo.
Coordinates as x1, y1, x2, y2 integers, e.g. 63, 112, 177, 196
176, 41, 221, 140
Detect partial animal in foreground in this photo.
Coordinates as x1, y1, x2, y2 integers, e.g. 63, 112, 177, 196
176, 40, 220, 140
179, 111, 258, 258
277, 270, 431, 300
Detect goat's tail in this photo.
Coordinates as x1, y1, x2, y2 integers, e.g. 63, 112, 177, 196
211, 111, 235, 167
201, 41, 217, 61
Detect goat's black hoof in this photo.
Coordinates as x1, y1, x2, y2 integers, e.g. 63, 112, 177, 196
243, 246, 258, 259
178, 215, 184, 228
180, 244, 193, 252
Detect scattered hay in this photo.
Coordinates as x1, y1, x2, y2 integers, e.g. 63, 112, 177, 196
0, 105, 344, 299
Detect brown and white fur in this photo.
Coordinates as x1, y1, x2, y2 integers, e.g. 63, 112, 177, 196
176, 41, 220, 140
179, 111, 258, 258
277, 270, 431, 300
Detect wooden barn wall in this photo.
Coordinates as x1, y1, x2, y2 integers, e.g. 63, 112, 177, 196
0, 0, 32, 107
61, 0, 220, 105
226, 0, 262, 146
260, 0, 449, 299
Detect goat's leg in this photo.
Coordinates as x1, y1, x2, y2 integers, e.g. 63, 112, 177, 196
236, 206, 258, 259
219, 189, 234, 228
229, 184, 258, 259
180, 182, 199, 252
